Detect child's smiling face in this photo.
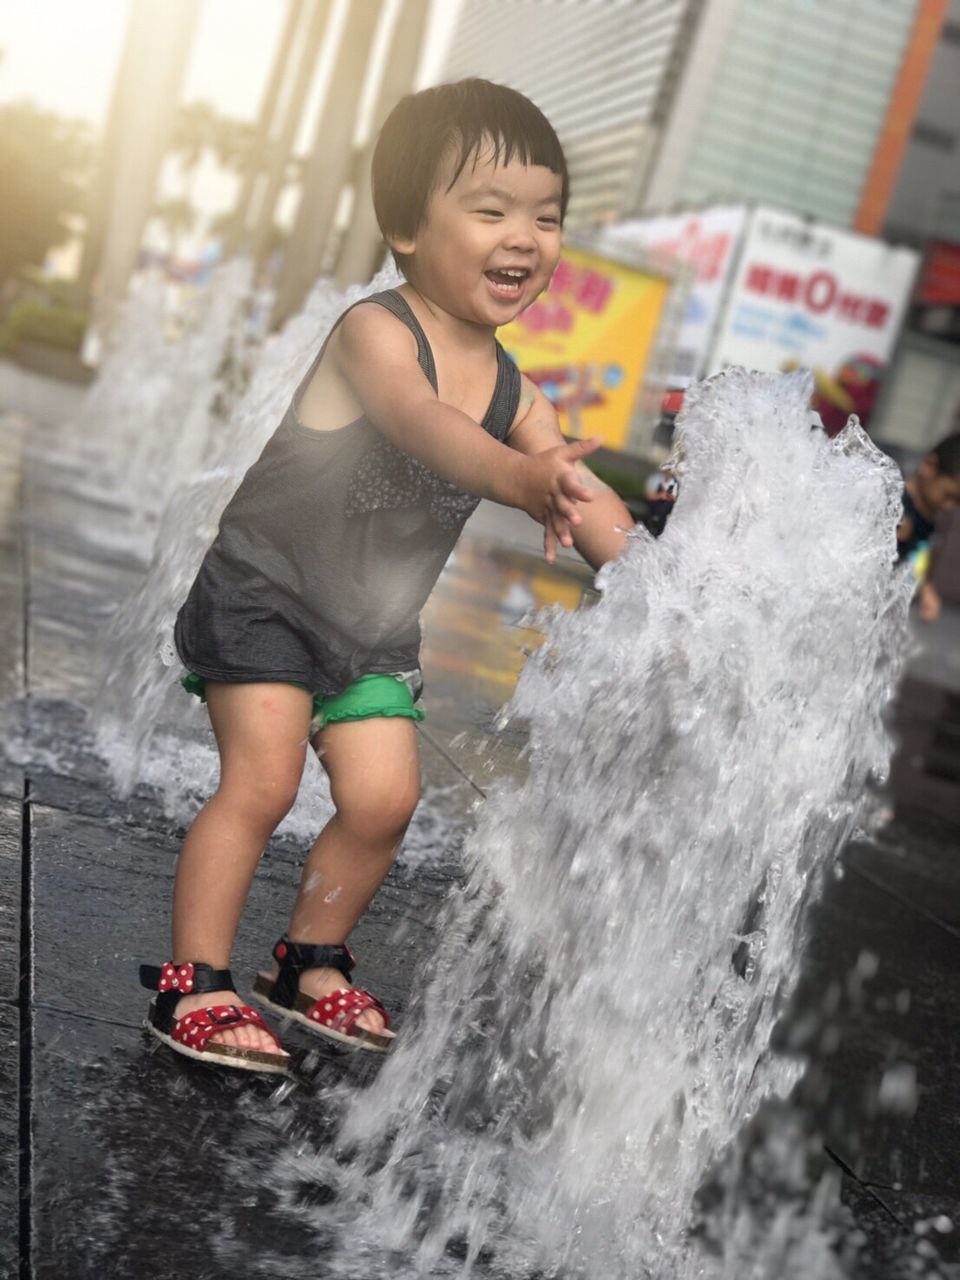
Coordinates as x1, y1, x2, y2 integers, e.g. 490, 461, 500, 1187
389, 136, 564, 327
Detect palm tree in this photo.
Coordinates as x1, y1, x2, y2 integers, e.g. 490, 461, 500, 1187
207, 115, 258, 251
211, 115, 257, 175
151, 196, 196, 262
169, 100, 219, 209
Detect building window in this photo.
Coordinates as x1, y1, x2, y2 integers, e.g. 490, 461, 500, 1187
912, 120, 957, 153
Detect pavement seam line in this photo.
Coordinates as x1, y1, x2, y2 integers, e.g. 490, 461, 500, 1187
824, 1144, 909, 1230
846, 859, 960, 940
416, 724, 488, 800
33, 1002, 143, 1034
17, 443, 32, 1280
18, 785, 32, 1280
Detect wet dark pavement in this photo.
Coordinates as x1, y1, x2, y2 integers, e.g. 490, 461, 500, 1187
2, 381, 959, 1278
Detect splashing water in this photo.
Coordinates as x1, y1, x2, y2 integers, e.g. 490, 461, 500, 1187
54, 259, 913, 1272
47, 261, 254, 561
256, 369, 912, 1279
91, 263, 402, 833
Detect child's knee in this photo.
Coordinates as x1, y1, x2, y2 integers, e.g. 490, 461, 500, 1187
335, 772, 420, 842
219, 764, 302, 827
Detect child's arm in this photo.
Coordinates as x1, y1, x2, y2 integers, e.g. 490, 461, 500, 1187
336, 306, 598, 557
507, 376, 634, 569
918, 579, 941, 623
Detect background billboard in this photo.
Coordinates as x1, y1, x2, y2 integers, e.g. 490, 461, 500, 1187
500, 244, 670, 450
597, 205, 748, 388
708, 207, 919, 431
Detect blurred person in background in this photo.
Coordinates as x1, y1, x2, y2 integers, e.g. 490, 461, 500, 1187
897, 431, 960, 623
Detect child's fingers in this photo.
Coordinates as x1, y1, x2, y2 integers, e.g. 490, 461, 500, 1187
553, 493, 583, 525
550, 508, 575, 547
558, 469, 595, 503
559, 436, 602, 462
543, 522, 558, 562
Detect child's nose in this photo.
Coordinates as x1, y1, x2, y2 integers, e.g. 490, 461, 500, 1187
503, 223, 537, 251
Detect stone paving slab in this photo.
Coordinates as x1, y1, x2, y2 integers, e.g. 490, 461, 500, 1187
846, 832, 960, 935
14, 698, 201, 836
861, 1187, 960, 1270
419, 721, 529, 795
889, 678, 960, 828
0, 413, 25, 803
0, 799, 22, 1004
30, 1007, 331, 1280
793, 858, 960, 1198
840, 1177, 960, 1278
0, 360, 87, 425
0, 997, 19, 1280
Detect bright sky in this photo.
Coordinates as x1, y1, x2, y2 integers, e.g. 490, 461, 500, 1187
0, 0, 461, 128
0, 0, 462, 258
0, 0, 136, 125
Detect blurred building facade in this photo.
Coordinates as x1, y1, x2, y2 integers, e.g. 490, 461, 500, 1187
875, 0, 960, 455
443, 0, 693, 225
78, 0, 200, 343
445, 0, 957, 456
886, 0, 960, 243
443, 0, 932, 229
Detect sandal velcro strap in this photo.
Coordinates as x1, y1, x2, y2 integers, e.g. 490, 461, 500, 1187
140, 962, 235, 996
170, 1004, 282, 1055
306, 987, 391, 1036
270, 937, 355, 1009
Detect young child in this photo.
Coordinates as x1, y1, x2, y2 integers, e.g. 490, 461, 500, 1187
140, 78, 636, 1072
897, 431, 960, 624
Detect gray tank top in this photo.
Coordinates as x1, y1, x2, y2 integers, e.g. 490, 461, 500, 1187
174, 289, 521, 695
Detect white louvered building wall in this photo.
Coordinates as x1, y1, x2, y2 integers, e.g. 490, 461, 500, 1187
663, 0, 920, 227
441, 0, 696, 226
442, 0, 923, 230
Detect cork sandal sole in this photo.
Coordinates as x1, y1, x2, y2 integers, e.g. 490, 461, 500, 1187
146, 1004, 290, 1074
251, 973, 393, 1053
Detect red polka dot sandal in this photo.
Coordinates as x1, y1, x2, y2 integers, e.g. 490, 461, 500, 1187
251, 937, 393, 1052
139, 961, 289, 1074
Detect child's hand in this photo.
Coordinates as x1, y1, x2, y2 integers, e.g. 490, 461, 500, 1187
518, 437, 602, 562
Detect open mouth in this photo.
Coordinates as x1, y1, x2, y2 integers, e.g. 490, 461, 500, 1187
484, 268, 530, 297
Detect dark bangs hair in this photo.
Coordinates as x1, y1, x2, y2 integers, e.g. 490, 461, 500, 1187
372, 78, 569, 268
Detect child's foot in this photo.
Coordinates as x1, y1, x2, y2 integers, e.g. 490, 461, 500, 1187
174, 988, 291, 1058
269, 965, 395, 1041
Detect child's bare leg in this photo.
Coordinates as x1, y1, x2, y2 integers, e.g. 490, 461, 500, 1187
276, 716, 421, 1036
172, 681, 313, 1055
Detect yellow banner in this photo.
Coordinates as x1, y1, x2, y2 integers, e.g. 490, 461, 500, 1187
500, 245, 669, 450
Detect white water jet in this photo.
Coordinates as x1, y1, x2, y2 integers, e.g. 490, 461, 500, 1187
260, 369, 912, 1279
34, 261, 253, 568
60, 251, 914, 1274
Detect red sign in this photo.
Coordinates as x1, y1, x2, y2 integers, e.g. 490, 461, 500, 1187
744, 265, 890, 328
916, 242, 960, 306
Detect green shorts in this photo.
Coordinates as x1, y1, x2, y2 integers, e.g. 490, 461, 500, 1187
180, 671, 425, 731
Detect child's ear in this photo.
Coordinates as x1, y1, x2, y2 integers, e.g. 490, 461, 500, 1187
386, 231, 417, 257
